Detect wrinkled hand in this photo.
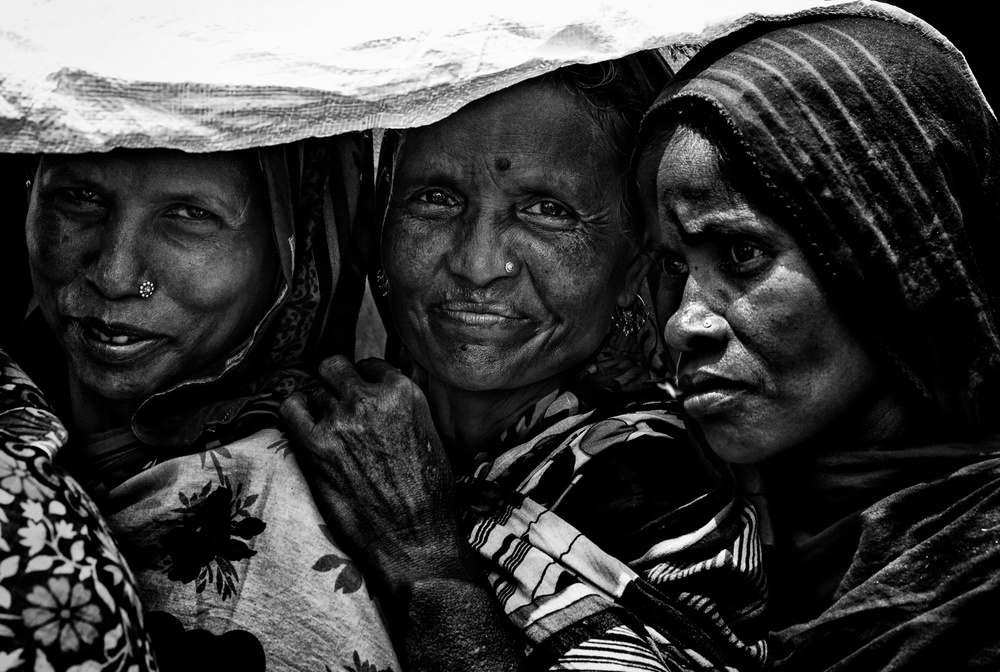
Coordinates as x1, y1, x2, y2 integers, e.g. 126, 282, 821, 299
280, 356, 473, 597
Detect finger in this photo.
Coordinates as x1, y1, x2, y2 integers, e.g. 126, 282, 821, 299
355, 357, 402, 384
279, 393, 316, 438
306, 384, 341, 419
317, 355, 361, 396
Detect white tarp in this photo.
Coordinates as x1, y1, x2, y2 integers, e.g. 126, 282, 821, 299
1, 0, 863, 153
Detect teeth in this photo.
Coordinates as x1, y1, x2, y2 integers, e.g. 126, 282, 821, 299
87, 326, 136, 346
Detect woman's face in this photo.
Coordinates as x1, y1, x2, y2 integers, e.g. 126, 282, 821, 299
26, 150, 277, 403
383, 80, 645, 393
639, 127, 890, 463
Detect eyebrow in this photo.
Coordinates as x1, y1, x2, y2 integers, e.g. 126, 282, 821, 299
672, 208, 776, 246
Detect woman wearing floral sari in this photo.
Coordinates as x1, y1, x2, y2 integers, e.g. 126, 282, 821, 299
6, 137, 398, 671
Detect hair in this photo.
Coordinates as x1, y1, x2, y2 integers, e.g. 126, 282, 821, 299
540, 53, 671, 242
639, 97, 792, 236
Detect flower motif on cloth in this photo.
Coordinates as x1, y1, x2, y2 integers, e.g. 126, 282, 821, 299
160, 477, 266, 600
311, 525, 363, 594
1, 347, 157, 671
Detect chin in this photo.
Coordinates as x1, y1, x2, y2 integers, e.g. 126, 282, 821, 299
71, 360, 166, 404
698, 423, 783, 465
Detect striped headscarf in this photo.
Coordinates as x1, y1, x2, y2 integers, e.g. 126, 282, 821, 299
638, 3, 1000, 434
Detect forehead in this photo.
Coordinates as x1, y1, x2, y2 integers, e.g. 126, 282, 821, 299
639, 127, 778, 247
395, 80, 618, 183
37, 149, 256, 194
641, 127, 719, 240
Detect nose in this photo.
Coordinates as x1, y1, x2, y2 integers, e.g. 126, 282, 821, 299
663, 274, 728, 353
447, 206, 514, 287
85, 210, 148, 300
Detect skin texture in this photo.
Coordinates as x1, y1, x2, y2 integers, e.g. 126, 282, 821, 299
26, 150, 277, 432
382, 79, 648, 452
282, 79, 648, 671
638, 126, 902, 464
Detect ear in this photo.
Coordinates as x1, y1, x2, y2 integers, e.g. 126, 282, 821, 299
617, 248, 653, 307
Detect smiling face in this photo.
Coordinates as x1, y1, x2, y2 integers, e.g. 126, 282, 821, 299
383, 79, 645, 394
639, 125, 900, 463
26, 150, 278, 404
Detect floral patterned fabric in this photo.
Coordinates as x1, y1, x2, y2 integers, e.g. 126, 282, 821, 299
90, 425, 397, 672
1, 348, 158, 671
8, 134, 399, 670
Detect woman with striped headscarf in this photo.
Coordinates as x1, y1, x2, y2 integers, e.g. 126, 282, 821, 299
636, 2, 1000, 669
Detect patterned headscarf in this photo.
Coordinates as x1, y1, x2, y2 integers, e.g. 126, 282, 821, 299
638, 3, 1000, 433
133, 136, 373, 447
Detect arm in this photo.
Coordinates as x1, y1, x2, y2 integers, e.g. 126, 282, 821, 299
280, 355, 524, 672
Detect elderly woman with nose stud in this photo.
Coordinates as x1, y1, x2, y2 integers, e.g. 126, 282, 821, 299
637, 3, 1000, 669
7, 140, 398, 671
282, 56, 770, 672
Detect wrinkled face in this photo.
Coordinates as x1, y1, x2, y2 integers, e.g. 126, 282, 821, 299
383, 80, 644, 393
27, 150, 278, 403
638, 126, 888, 463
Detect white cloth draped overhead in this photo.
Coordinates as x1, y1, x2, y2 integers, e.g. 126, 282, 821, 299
2, 0, 868, 153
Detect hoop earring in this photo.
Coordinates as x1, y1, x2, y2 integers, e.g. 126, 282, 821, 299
612, 295, 650, 337
376, 269, 390, 298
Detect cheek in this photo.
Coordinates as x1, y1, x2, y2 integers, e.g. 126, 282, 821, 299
163, 236, 273, 318
732, 268, 871, 410
383, 219, 443, 288
527, 232, 624, 316
26, 212, 83, 285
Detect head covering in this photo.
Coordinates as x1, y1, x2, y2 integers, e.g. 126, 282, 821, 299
10, 134, 372, 457
131, 135, 372, 447
638, 2, 1000, 433
373, 51, 673, 377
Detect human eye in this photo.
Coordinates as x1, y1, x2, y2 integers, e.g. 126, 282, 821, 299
165, 204, 215, 221
414, 188, 458, 208
658, 254, 689, 278
720, 240, 771, 276
48, 187, 104, 210
523, 200, 571, 218
64, 187, 102, 204
44, 186, 107, 220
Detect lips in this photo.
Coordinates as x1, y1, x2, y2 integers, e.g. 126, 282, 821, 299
72, 317, 167, 364
434, 301, 527, 327
676, 372, 748, 416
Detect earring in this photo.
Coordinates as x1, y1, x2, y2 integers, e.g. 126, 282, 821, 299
504, 261, 515, 274
138, 280, 155, 299
612, 295, 650, 337
376, 269, 390, 298
25, 180, 32, 190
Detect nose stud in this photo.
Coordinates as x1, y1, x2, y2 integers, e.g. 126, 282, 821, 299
138, 280, 155, 299
703, 320, 713, 329
505, 261, 515, 274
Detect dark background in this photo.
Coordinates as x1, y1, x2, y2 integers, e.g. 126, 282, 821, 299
888, 2, 996, 110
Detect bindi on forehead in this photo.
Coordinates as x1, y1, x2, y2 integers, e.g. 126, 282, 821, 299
494, 156, 511, 172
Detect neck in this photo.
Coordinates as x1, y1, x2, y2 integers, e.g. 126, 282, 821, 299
426, 373, 567, 472
67, 371, 141, 437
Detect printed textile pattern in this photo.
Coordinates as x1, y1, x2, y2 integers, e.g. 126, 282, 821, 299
101, 426, 398, 672
0, 348, 158, 671
461, 353, 768, 671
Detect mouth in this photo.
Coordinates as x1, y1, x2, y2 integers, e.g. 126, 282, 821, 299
71, 317, 167, 363
434, 301, 528, 328
674, 372, 748, 415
